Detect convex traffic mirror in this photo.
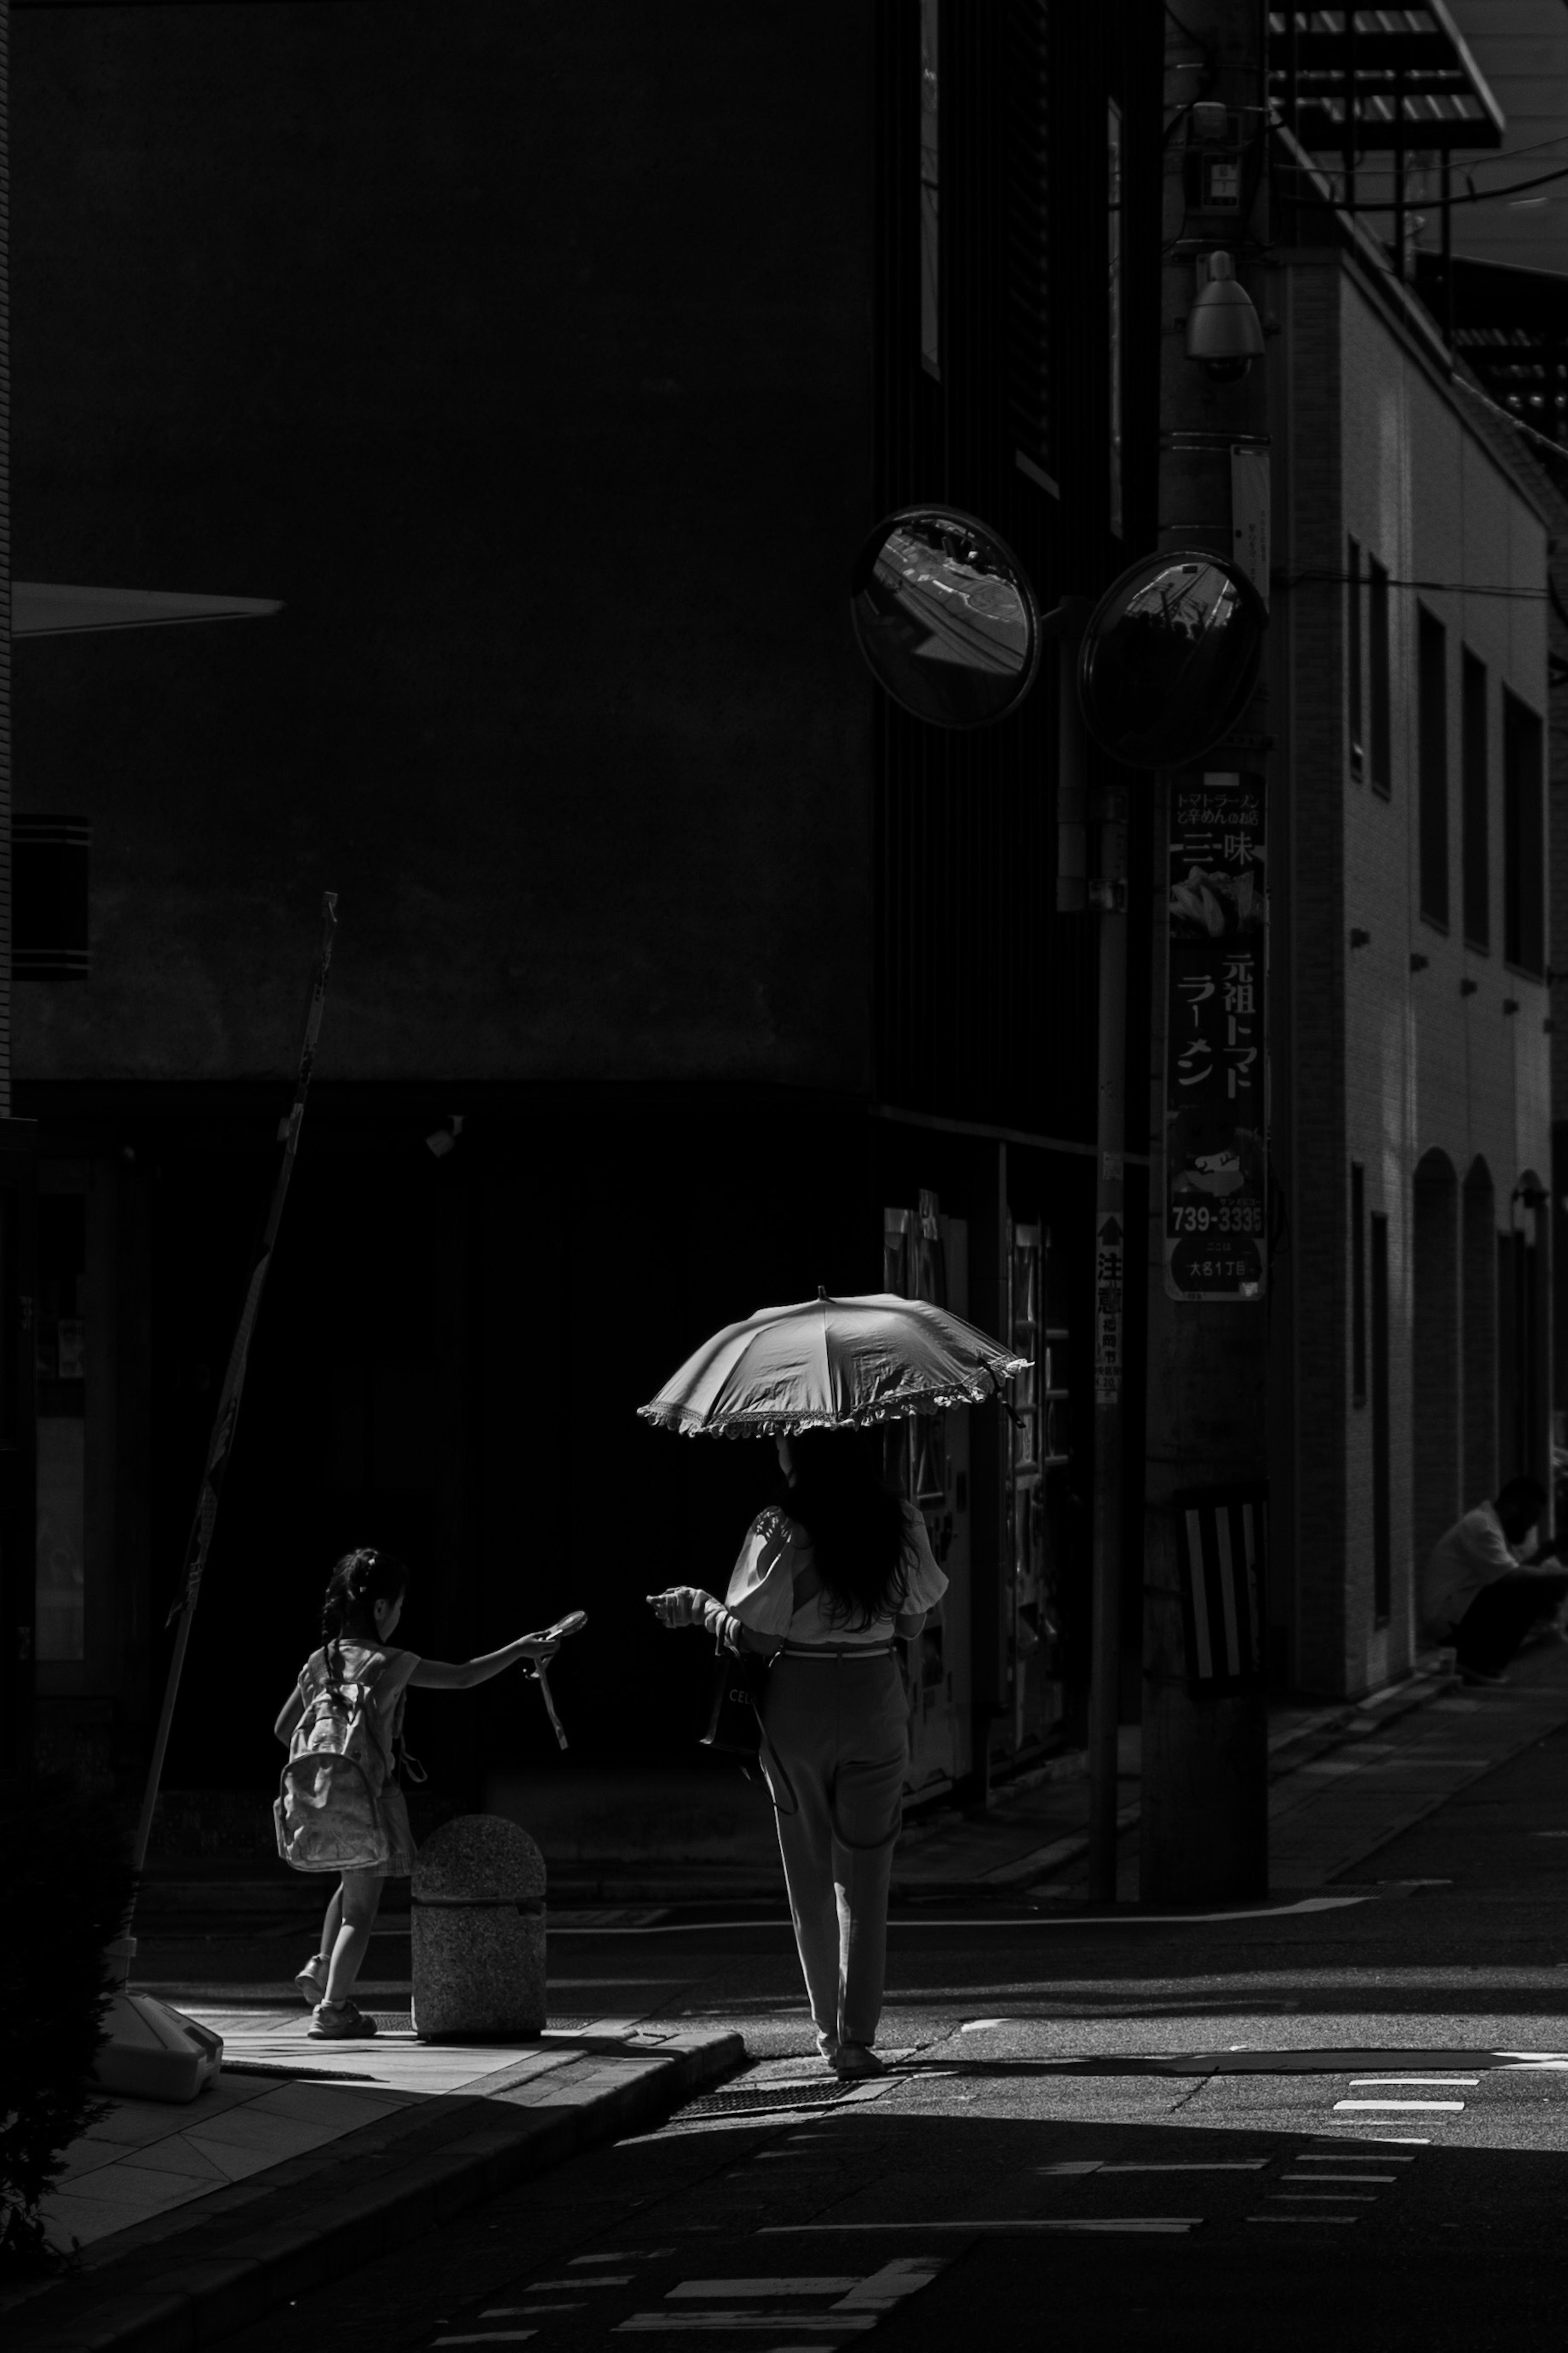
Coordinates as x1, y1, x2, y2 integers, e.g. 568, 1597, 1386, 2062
850, 506, 1042, 730
1078, 550, 1266, 769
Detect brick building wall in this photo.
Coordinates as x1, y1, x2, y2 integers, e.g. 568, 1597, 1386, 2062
1281, 250, 1552, 1698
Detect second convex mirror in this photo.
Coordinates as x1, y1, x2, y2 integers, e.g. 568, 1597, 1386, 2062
1078, 550, 1266, 769
849, 506, 1042, 729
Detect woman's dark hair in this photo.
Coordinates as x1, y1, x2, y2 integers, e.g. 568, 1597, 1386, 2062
321, 1547, 410, 1689
776, 1428, 917, 1630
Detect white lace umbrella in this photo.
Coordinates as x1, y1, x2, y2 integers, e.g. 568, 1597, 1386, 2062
637, 1288, 1030, 1438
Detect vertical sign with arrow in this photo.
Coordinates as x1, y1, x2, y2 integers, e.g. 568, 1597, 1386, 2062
1094, 1200, 1125, 1405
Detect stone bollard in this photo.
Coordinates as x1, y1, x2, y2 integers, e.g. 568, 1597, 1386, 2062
410, 1814, 546, 2040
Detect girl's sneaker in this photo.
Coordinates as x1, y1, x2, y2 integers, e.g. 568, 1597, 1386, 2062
294, 1955, 328, 2007
309, 1998, 378, 2040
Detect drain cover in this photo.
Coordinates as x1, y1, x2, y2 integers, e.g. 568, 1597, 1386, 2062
681, 2078, 852, 2116
368, 2012, 414, 2031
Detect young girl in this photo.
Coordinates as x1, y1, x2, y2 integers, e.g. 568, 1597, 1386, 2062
274, 1546, 562, 2040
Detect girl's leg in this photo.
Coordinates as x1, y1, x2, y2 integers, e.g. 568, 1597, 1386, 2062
322, 1870, 383, 2006
318, 1883, 343, 1963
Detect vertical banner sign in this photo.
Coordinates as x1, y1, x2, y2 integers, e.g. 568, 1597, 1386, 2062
1164, 774, 1267, 1302
1093, 1191, 1124, 1403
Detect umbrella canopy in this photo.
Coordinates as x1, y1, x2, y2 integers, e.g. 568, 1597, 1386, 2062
638, 1290, 1031, 1438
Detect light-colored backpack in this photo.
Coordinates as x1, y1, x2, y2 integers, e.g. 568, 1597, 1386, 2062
274, 1650, 392, 1873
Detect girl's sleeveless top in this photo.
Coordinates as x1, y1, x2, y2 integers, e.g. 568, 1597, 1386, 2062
724, 1501, 947, 1646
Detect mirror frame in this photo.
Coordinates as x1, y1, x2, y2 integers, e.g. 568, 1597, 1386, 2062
849, 504, 1044, 732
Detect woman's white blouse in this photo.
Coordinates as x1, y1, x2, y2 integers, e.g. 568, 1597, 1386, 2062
724, 1501, 948, 1646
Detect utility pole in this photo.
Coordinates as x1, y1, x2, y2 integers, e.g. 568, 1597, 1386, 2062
1057, 599, 1129, 1907
1140, 0, 1272, 1903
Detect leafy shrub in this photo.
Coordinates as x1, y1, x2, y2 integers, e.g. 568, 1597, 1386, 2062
0, 1778, 135, 2276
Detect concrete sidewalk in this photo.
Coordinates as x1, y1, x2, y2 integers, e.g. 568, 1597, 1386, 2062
3, 2018, 740, 2353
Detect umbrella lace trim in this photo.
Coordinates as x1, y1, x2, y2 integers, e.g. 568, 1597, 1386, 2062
636, 1387, 1006, 1436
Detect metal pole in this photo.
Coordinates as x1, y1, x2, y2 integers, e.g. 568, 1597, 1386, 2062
1087, 791, 1129, 1903
120, 896, 339, 1948
1441, 158, 1454, 346
1141, 0, 1271, 1907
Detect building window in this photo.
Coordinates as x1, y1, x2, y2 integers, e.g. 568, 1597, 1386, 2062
1503, 691, 1545, 975
919, 0, 940, 380
13, 818, 91, 980
1461, 649, 1489, 952
1347, 537, 1363, 781
1369, 557, 1392, 796
36, 1190, 87, 1662
1417, 607, 1449, 929
1107, 98, 1123, 537
1005, 0, 1054, 495
1370, 1211, 1391, 1626
1350, 1161, 1366, 1406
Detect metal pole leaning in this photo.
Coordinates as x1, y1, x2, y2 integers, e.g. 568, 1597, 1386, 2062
118, 895, 340, 1963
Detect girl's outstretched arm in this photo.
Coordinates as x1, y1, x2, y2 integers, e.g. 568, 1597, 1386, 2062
409, 1632, 560, 1692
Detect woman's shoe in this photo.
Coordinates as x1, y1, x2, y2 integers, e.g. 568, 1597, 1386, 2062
308, 1998, 378, 2040
294, 1954, 328, 2006
832, 2042, 886, 2080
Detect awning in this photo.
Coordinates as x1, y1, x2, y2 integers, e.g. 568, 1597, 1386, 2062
12, 583, 282, 637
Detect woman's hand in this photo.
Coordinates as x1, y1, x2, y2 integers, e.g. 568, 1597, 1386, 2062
647, 1586, 713, 1629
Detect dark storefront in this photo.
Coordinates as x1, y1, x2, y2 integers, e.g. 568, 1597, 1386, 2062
8, 0, 1160, 1836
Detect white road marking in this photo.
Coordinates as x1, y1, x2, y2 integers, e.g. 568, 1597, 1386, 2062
960, 2020, 1005, 2032
616, 2319, 876, 2334
759, 2219, 1200, 2235
1348, 2077, 1477, 2087
1333, 2100, 1463, 2112
1105, 2163, 1266, 2174
627, 2259, 947, 2335
1036, 2161, 1265, 2175
826, 2259, 947, 2311
668, 2282, 864, 2298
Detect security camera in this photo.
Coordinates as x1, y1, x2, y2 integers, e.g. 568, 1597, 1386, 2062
1185, 251, 1264, 383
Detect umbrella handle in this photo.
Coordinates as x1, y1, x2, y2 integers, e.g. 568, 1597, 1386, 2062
531, 1661, 569, 1751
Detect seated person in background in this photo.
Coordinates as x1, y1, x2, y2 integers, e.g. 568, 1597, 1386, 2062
1421, 1475, 1568, 1686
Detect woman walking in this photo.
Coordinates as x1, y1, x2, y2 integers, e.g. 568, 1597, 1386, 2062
650, 1427, 946, 2078
275, 1546, 561, 2039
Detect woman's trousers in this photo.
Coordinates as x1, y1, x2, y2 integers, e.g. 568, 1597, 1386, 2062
760, 1651, 909, 2050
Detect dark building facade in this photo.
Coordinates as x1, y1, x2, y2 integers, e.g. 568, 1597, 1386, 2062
7, 2, 1158, 1833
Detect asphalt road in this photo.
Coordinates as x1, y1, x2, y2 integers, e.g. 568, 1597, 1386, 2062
215, 1715, 1568, 2351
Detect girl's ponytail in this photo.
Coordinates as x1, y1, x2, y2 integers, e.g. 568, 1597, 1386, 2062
319, 1546, 410, 1693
